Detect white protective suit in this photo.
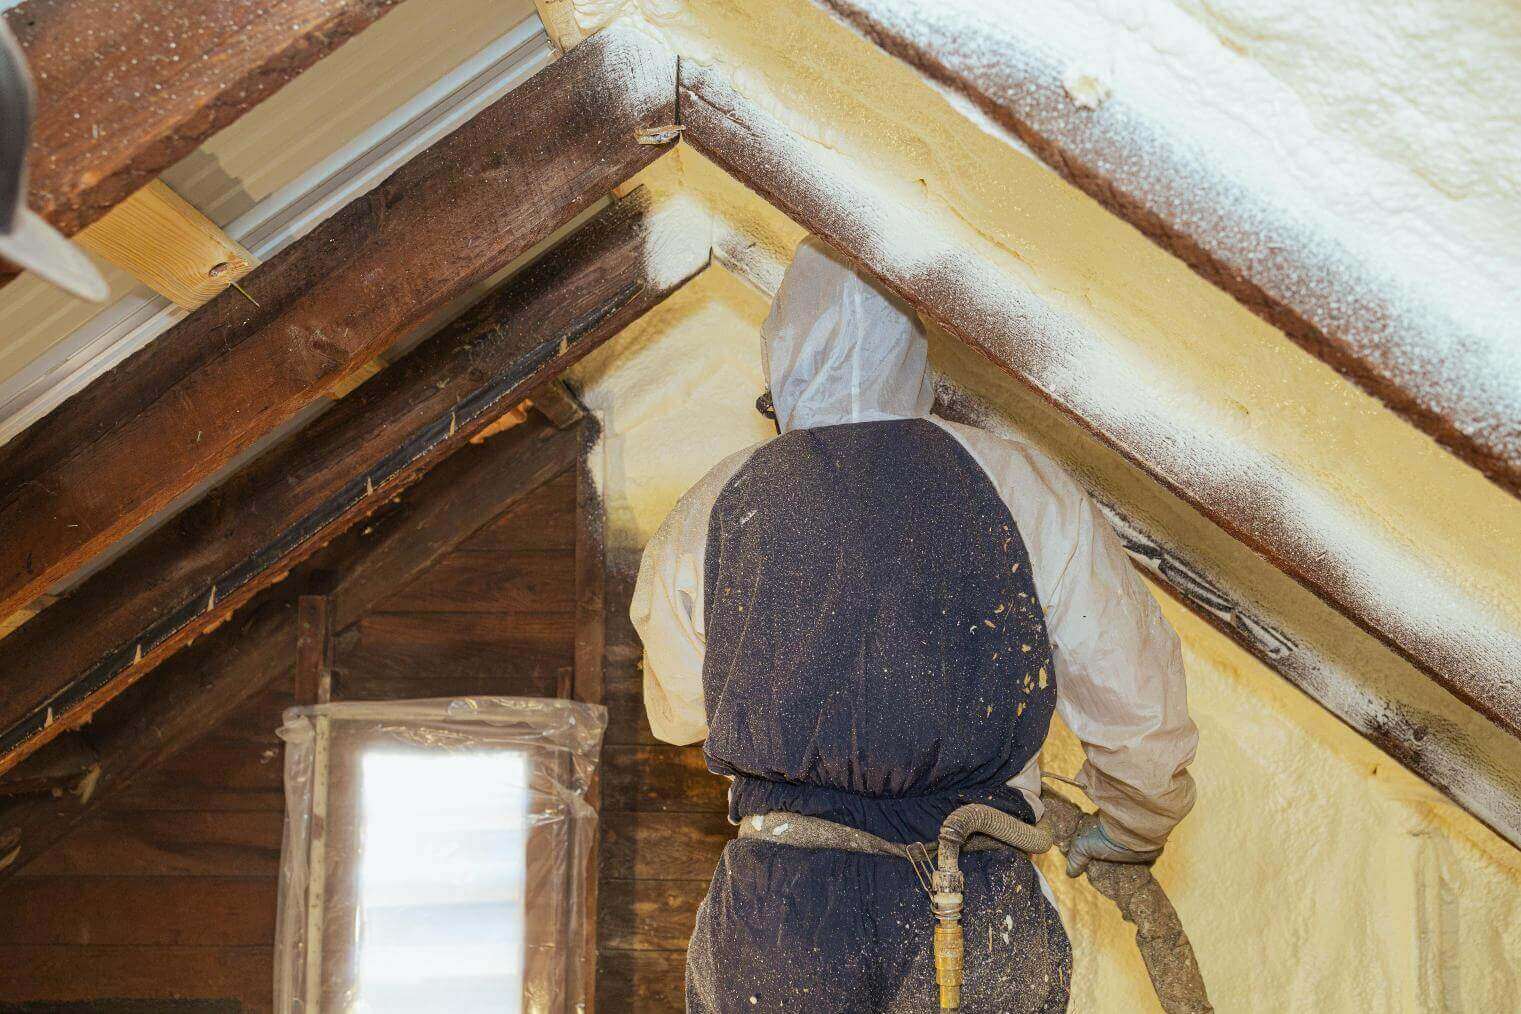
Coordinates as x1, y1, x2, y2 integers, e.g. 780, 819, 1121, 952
632, 237, 1197, 851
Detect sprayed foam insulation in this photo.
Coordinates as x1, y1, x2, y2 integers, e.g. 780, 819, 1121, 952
629, 148, 1521, 851
816, 0, 1521, 491
569, 149, 1521, 1010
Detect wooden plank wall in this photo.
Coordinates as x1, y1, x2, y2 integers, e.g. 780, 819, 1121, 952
0, 472, 578, 1011
596, 555, 727, 1011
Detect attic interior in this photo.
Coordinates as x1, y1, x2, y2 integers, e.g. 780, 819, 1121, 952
0, 0, 1518, 1011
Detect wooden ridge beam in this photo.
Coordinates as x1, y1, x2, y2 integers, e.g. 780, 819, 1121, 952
0, 415, 583, 879
2, 0, 404, 250
817, 0, 1521, 502
679, 63, 1521, 741
0, 188, 707, 775
0, 22, 676, 623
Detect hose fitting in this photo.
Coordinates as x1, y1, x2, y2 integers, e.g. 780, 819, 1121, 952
931, 867, 966, 1009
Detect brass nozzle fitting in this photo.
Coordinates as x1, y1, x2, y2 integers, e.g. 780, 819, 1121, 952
934, 919, 964, 1010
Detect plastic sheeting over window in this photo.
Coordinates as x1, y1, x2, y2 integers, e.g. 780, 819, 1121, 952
275, 697, 606, 1013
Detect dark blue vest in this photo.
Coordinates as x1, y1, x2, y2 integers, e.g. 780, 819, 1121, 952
702, 418, 1057, 844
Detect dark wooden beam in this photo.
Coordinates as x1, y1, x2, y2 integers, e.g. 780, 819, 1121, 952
293, 595, 334, 707
573, 409, 608, 710
679, 64, 1521, 741
0, 188, 707, 775
573, 404, 607, 1010
817, 0, 1521, 502
0, 23, 676, 622
0, 415, 582, 879
537, 380, 590, 432
4, 0, 404, 243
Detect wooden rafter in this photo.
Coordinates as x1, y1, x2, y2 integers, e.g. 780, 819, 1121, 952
0, 188, 707, 775
0, 23, 676, 627
0, 415, 582, 879
817, 0, 1521, 502
3, 0, 404, 248
678, 63, 1521, 742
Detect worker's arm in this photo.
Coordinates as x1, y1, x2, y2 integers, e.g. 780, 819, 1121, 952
630, 445, 761, 746
1037, 473, 1198, 852
931, 418, 1198, 852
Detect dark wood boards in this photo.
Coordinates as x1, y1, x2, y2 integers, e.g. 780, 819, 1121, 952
0, 416, 580, 878
594, 553, 731, 1008
4, 0, 404, 242
818, 0, 1521, 502
679, 63, 1521, 743
332, 613, 572, 698
376, 550, 577, 614
0, 877, 276, 946
16, 810, 283, 879
0, 184, 706, 775
599, 878, 709, 952
0, 22, 678, 626
109, 696, 289, 814
467, 481, 577, 551
598, 950, 689, 1012
601, 564, 662, 746
603, 746, 729, 813
0, 946, 272, 1010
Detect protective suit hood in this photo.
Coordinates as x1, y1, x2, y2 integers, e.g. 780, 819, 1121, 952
760, 237, 934, 432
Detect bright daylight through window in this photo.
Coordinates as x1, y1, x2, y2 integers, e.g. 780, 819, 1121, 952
355, 749, 531, 1013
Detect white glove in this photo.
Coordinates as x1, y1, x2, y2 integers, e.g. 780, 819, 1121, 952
1065, 820, 1162, 877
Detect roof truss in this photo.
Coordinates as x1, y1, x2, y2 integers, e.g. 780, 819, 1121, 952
0, 187, 705, 774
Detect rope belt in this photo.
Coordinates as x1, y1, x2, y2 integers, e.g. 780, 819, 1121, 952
738, 805, 1056, 1011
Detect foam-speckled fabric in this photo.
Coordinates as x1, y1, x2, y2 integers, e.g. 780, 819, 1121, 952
703, 418, 1058, 844
690, 416, 1067, 1011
